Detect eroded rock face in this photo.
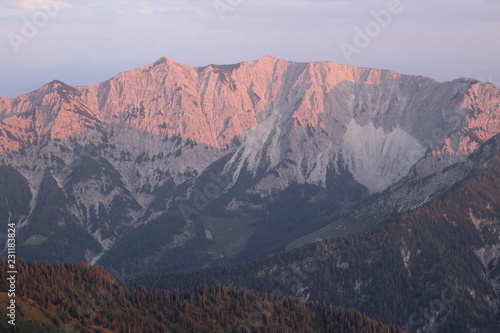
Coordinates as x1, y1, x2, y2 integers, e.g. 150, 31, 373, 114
1, 56, 499, 259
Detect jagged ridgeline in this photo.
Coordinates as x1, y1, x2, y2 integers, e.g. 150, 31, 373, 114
0, 259, 404, 332
0, 56, 499, 274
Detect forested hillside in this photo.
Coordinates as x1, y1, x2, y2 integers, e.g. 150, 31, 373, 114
0, 259, 404, 332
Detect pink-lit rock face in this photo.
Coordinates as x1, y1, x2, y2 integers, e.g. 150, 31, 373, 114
0, 56, 424, 151
0, 81, 101, 153
422, 81, 500, 177
0, 56, 499, 193
1, 56, 499, 257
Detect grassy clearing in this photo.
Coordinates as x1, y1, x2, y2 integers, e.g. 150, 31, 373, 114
22, 235, 47, 246
201, 214, 255, 258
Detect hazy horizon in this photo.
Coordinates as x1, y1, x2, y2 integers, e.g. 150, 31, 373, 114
1, 0, 499, 98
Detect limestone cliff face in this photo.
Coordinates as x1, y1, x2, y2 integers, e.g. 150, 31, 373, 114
1, 56, 499, 260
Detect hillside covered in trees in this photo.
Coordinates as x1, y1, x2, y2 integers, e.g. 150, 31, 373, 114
0, 259, 404, 332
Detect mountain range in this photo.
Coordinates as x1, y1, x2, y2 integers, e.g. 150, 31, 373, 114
1, 56, 498, 267
1, 56, 500, 331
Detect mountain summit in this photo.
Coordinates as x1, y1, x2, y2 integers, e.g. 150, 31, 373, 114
0, 57, 499, 269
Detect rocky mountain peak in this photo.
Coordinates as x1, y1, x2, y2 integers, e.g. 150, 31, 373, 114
1, 57, 499, 265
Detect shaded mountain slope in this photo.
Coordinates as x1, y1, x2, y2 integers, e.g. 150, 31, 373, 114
128, 134, 500, 332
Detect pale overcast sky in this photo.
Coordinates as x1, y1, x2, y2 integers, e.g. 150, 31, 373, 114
0, 0, 499, 97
